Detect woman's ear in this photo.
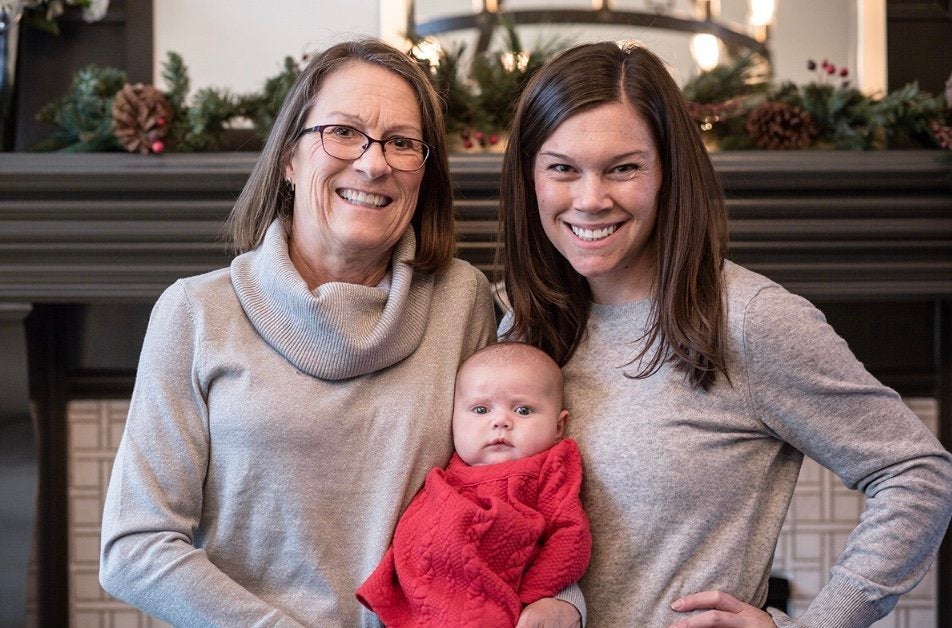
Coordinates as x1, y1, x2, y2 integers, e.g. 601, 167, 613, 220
556, 409, 569, 439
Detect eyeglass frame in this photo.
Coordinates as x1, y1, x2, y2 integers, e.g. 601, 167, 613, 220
297, 124, 433, 172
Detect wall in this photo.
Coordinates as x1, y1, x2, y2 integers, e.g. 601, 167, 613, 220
58, 397, 942, 626
153, 0, 867, 93
152, 0, 382, 95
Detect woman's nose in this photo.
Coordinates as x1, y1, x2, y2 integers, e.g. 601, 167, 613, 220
353, 142, 392, 178
574, 174, 611, 213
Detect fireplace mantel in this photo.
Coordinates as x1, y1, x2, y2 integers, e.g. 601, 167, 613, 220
0, 150, 950, 302
0, 149, 950, 625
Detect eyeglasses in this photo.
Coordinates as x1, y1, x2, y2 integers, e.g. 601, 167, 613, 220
298, 124, 431, 172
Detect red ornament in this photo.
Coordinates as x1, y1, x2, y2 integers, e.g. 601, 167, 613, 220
156, 116, 166, 127
151, 140, 165, 154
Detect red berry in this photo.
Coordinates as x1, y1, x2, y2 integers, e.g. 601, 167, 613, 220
460, 129, 470, 140
156, 116, 166, 126
474, 130, 484, 141
839, 67, 848, 77
151, 140, 165, 153
826, 65, 836, 75
463, 139, 474, 149
806, 60, 817, 71
489, 134, 499, 145
821, 59, 829, 68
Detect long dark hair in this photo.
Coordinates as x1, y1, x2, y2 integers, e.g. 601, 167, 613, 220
499, 41, 728, 389
228, 38, 455, 274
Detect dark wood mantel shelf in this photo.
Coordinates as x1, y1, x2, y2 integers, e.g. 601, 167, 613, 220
0, 150, 950, 302
0, 149, 950, 626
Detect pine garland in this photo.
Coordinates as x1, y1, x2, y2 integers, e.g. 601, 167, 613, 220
36, 51, 302, 153
34, 65, 126, 152
684, 57, 950, 150
33, 46, 952, 153
237, 55, 301, 141
411, 19, 566, 150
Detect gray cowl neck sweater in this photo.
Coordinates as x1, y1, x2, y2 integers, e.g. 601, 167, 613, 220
231, 219, 433, 380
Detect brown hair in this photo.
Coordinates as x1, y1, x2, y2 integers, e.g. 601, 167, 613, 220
227, 38, 455, 274
498, 41, 728, 389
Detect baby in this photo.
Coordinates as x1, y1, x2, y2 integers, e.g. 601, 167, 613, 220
356, 342, 592, 627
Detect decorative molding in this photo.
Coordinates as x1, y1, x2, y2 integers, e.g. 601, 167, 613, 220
6, 151, 947, 303
887, 0, 952, 20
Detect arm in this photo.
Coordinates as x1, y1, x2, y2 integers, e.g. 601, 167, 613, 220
518, 441, 592, 603
517, 441, 592, 628
99, 281, 303, 627
748, 288, 952, 625
672, 286, 952, 628
679, 286, 952, 627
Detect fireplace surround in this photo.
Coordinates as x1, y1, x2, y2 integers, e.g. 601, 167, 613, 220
0, 150, 949, 625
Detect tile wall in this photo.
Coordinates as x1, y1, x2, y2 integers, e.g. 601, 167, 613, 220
65, 398, 942, 626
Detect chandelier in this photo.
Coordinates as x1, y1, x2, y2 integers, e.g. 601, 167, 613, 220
407, 0, 776, 72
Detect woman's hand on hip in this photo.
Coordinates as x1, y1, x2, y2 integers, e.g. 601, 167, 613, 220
668, 590, 774, 627
516, 598, 582, 628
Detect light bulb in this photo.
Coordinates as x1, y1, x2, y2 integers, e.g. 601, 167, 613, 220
748, 0, 776, 26
690, 33, 720, 71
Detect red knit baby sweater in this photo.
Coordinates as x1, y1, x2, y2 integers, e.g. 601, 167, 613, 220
356, 438, 591, 627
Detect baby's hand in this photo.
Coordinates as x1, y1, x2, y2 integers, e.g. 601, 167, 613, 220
516, 598, 581, 628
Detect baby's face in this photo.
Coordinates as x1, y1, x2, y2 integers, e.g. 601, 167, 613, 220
452, 359, 568, 466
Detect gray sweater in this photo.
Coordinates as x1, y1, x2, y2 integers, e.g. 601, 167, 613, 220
99, 220, 497, 627
561, 261, 952, 627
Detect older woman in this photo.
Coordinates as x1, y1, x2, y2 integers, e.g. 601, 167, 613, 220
499, 41, 952, 627
99, 39, 503, 626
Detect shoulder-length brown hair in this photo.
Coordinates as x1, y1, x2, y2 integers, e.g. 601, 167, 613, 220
228, 38, 455, 274
499, 41, 728, 389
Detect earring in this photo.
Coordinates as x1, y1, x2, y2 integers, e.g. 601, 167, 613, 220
285, 178, 295, 192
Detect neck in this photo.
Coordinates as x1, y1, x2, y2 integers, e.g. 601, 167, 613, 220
288, 237, 389, 290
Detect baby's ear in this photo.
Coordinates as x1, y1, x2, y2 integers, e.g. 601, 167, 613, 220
556, 409, 569, 439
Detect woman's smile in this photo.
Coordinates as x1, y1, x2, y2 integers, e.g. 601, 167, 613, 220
336, 188, 391, 208
567, 222, 621, 242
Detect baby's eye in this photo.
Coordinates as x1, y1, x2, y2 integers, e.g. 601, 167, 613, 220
514, 406, 533, 416
472, 405, 489, 415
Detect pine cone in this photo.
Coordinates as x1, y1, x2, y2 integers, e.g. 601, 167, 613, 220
112, 83, 173, 154
745, 101, 817, 150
